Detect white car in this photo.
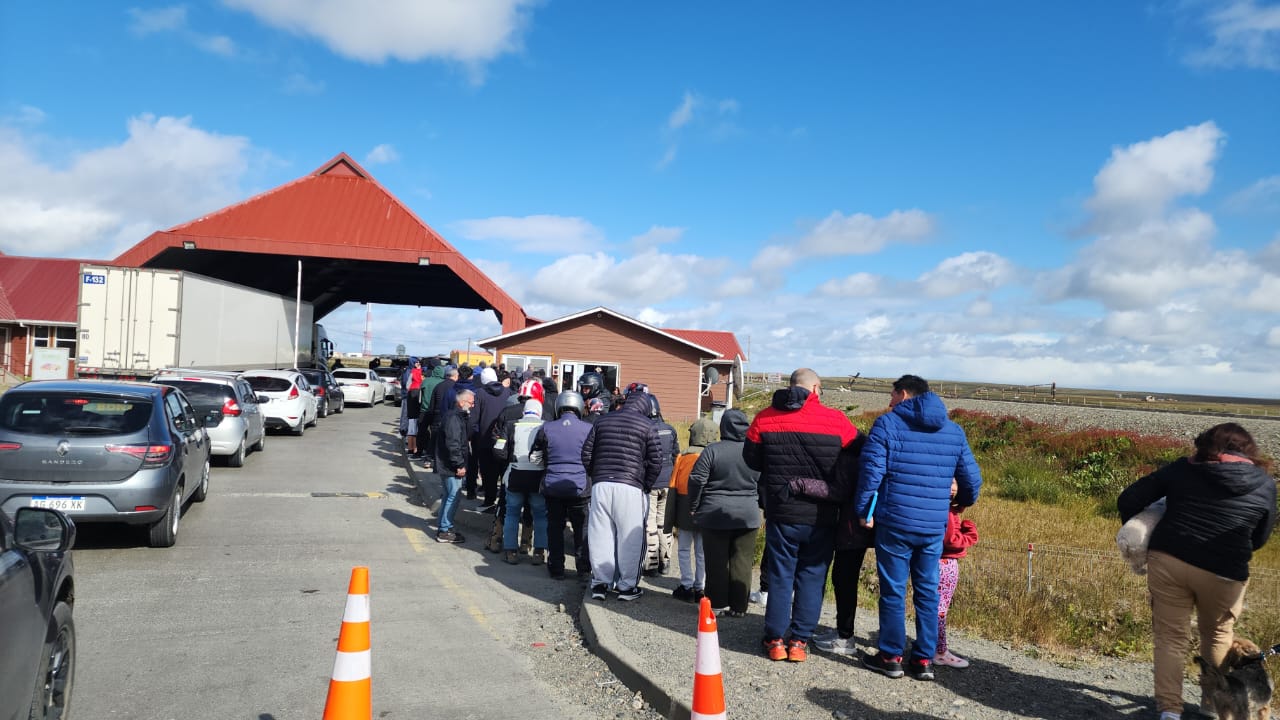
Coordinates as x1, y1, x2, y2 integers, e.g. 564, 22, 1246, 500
332, 368, 387, 406
242, 370, 319, 436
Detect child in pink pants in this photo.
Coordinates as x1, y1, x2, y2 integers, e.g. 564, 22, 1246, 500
937, 479, 979, 668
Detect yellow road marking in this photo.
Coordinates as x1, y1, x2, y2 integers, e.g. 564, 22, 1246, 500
400, 527, 498, 639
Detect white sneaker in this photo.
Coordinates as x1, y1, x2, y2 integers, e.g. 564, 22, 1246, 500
813, 629, 839, 644
933, 650, 970, 668
814, 635, 858, 656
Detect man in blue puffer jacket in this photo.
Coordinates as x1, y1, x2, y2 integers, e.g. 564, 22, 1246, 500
857, 374, 981, 682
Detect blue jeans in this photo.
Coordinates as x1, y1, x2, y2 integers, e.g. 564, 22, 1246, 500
763, 522, 836, 641
438, 472, 464, 533
874, 523, 944, 661
503, 489, 548, 551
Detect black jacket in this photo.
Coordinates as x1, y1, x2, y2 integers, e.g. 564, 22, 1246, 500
427, 377, 455, 430
435, 406, 472, 473
581, 393, 662, 492
1119, 457, 1276, 581
689, 409, 762, 530
472, 382, 511, 444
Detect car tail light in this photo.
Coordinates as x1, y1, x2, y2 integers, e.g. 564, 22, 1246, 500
288, 385, 299, 400
0, 442, 21, 451
316, 386, 326, 396
221, 398, 241, 417
106, 443, 174, 467
134, 505, 158, 512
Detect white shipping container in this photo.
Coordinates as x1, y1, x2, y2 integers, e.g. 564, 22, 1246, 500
77, 265, 314, 376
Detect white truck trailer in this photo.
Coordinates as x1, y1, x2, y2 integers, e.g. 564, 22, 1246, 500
76, 265, 328, 379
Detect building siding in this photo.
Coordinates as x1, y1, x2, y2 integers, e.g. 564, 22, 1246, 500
490, 313, 708, 421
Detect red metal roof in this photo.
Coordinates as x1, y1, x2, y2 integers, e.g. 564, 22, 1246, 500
664, 329, 746, 362
114, 153, 528, 333
0, 256, 89, 324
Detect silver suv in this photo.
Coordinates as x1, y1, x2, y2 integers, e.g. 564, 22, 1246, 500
151, 369, 267, 467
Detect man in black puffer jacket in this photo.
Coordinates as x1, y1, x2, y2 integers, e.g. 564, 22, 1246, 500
582, 392, 662, 601
472, 367, 512, 509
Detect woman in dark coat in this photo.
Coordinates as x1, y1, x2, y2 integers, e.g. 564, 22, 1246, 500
689, 409, 762, 616
1118, 422, 1277, 720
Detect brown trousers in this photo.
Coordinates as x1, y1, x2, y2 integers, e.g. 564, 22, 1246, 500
1147, 550, 1248, 714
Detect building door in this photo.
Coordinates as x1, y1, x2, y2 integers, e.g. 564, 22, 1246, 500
558, 361, 620, 396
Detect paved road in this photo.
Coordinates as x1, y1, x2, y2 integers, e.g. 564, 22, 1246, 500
71, 402, 585, 720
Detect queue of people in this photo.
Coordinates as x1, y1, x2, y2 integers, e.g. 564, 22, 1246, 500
410, 360, 1277, 715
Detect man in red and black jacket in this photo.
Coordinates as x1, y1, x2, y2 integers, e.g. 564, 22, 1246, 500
744, 367, 858, 663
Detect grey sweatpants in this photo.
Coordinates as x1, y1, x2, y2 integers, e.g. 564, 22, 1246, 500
587, 482, 648, 591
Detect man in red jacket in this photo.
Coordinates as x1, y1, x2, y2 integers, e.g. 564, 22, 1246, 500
744, 368, 858, 663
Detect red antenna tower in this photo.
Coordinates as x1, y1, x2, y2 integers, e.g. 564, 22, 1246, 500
362, 305, 373, 356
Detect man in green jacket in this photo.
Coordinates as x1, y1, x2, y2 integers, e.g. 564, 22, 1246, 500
416, 361, 447, 468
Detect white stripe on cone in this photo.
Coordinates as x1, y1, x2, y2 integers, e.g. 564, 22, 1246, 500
343, 594, 370, 623
695, 631, 722, 675
331, 649, 371, 682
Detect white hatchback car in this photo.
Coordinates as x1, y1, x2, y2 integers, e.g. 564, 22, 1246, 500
241, 370, 318, 436
331, 368, 387, 406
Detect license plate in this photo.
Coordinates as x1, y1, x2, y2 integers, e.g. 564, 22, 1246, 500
30, 496, 86, 512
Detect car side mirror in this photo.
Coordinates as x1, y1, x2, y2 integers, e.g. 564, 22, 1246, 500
14, 507, 75, 552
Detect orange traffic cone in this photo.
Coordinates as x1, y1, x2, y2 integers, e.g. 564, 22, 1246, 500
691, 597, 726, 720
323, 566, 371, 720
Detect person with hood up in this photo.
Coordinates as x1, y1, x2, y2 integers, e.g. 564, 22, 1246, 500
582, 391, 663, 602
1118, 423, 1276, 720
690, 408, 761, 617
744, 368, 859, 663
539, 373, 559, 422
856, 374, 981, 682
472, 366, 512, 509
417, 361, 447, 469
534, 391, 593, 580
664, 414, 719, 602
642, 390, 679, 577
498, 398, 549, 565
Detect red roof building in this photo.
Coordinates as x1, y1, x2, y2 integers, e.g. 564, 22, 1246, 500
0, 256, 93, 379
114, 153, 529, 333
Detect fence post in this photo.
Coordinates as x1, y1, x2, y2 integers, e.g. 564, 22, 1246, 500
1026, 543, 1034, 593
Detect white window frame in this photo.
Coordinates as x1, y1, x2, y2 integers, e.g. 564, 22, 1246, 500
502, 354, 552, 376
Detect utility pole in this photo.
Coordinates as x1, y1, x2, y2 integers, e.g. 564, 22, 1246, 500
362, 305, 373, 356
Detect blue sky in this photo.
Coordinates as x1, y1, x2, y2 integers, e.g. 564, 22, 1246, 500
2, 2, 1279, 395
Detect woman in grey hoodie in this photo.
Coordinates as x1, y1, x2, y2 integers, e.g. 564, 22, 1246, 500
688, 409, 762, 616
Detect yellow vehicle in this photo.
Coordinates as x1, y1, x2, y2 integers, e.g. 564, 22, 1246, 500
449, 350, 494, 367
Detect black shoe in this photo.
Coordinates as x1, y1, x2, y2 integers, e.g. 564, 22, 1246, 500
862, 650, 905, 679
549, 570, 566, 581
465, 492, 478, 501
591, 584, 608, 601
672, 585, 692, 602
616, 586, 644, 602
907, 658, 934, 681
436, 530, 457, 543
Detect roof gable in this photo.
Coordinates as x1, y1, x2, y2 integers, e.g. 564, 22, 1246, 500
0, 256, 91, 324
478, 306, 720, 357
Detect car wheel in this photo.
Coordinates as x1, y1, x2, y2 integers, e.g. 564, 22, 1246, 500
292, 419, 305, 436
335, 397, 344, 414
28, 600, 74, 720
192, 457, 211, 501
148, 485, 182, 548
226, 439, 246, 468
318, 398, 329, 419
252, 428, 265, 452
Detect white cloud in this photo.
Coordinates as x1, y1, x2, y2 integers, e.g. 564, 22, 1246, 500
224, 0, 537, 73
1225, 175, 1280, 212
852, 315, 891, 340
1085, 121, 1223, 230
630, 225, 684, 250
1268, 327, 1280, 347
526, 250, 716, 306
282, 72, 325, 95
364, 143, 400, 165
635, 307, 670, 327
966, 297, 994, 317
128, 5, 238, 56
668, 92, 696, 130
917, 251, 1016, 298
816, 272, 881, 298
454, 214, 603, 254
716, 276, 755, 297
1186, 0, 1280, 71
1243, 274, 1280, 311
0, 114, 255, 257
771, 327, 793, 339
752, 209, 935, 270
128, 6, 187, 34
